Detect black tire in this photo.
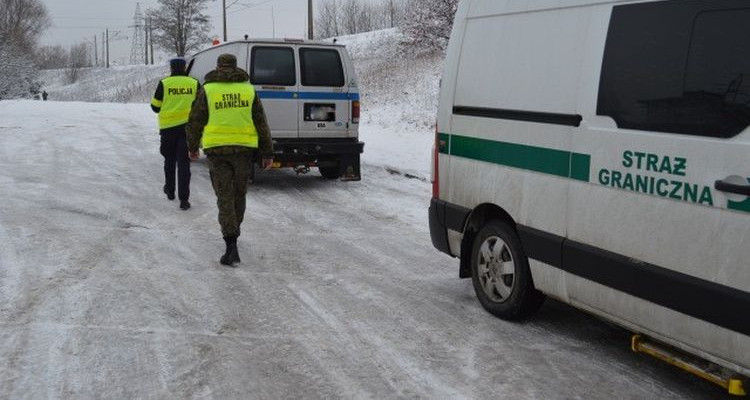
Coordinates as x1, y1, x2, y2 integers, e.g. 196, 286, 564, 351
319, 165, 340, 179
470, 220, 545, 320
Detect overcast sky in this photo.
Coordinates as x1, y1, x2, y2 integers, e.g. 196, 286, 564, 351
40, 0, 312, 65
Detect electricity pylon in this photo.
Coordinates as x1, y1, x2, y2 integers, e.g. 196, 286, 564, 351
129, 3, 146, 65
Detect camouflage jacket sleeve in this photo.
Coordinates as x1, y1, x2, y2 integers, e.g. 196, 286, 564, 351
253, 96, 274, 157
186, 87, 209, 153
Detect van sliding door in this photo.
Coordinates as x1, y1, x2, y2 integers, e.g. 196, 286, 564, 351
569, 0, 750, 369
250, 45, 299, 139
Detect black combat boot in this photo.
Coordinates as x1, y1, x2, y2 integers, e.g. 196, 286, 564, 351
220, 236, 240, 266
163, 185, 175, 200
179, 200, 191, 210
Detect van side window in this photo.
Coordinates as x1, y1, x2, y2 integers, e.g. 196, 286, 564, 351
251, 46, 296, 86
300, 48, 345, 87
597, 1, 750, 138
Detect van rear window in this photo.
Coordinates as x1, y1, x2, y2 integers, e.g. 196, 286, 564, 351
251, 46, 296, 86
597, 0, 750, 138
300, 48, 345, 87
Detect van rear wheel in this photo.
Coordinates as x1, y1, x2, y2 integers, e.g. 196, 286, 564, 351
471, 220, 545, 320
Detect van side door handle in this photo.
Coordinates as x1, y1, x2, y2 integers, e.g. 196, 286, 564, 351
714, 179, 750, 196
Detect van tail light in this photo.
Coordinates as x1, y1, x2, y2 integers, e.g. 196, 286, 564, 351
432, 122, 440, 198
351, 100, 360, 124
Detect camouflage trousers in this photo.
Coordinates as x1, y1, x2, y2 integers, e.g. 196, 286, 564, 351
207, 151, 254, 238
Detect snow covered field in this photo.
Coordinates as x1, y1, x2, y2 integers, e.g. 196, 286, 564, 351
0, 29, 727, 400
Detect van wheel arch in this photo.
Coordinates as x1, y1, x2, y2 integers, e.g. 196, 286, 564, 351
459, 203, 517, 279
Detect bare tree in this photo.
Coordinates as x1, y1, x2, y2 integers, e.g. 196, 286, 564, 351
0, 0, 50, 52
147, 0, 212, 57
35, 45, 68, 70
315, 0, 408, 39
315, 0, 340, 39
385, 0, 397, 28
401, 0, 458, 50
66, 43, 90, 84
0, 0, 49, 98
356, 3, 375, 33
341, 0, 360, 35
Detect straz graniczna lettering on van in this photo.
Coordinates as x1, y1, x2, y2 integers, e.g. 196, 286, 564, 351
430, 0, 750, 395
597, 151, 713, 206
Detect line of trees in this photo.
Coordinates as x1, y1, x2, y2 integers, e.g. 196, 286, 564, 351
315, 0, 409, 39
315, 0, 459, 51
33, 43, 93, 85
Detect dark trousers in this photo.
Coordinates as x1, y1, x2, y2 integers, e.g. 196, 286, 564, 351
160, 125, 191, 201
207, 151, 253, 238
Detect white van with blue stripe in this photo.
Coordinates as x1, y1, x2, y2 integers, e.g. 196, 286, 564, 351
431, 0, 749, 394
188, 39, 363, 180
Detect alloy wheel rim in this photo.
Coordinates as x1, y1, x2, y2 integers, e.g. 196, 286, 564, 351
477, 236, 516, 302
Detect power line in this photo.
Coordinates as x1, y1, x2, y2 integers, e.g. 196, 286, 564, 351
51, 25, 130, 29
230, 0, 277, 14
51, 16, 131, 21
210, 0, 278, 18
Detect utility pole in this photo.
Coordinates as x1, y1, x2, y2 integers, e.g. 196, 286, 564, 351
94, 35, 98, 66
106, 29, 110, 68
308, 0, 313, 40
222, 0, 227, 42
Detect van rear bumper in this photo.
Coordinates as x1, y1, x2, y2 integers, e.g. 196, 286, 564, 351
272, 138, 364, 158
429, 197, 470, 256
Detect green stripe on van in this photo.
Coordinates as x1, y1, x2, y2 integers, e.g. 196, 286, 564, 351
729, 200, 750, 212
440, 133, 590, 182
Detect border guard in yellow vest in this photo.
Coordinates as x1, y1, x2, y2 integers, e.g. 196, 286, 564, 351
186, 53, 274, 266
151, 58, 199, 210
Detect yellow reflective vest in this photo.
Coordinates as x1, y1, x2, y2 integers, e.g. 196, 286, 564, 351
202, 82, 258, 149
152, 76, 198, 129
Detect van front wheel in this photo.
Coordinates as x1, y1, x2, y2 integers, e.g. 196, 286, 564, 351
471, 220, 545, 320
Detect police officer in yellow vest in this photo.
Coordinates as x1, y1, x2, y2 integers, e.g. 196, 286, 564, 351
151, 58, 199, 210
186, 53, 274, 266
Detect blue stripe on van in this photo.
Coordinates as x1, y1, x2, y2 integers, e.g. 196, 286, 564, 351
256, 91, 359, 101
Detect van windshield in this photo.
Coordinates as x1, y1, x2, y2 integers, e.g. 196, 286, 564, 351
300, 48, 345, 87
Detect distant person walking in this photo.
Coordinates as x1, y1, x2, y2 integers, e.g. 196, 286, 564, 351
151, 58, 199, 210
42, 90, 47, 101
186, 53, 273, 266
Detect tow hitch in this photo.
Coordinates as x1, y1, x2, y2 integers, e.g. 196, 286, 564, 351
294, 165, 311, 175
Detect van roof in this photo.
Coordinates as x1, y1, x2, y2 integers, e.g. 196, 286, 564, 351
190, 38, 345, 58
466, 0, 652, 16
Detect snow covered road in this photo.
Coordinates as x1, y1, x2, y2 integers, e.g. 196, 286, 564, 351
0, 101, 725, 399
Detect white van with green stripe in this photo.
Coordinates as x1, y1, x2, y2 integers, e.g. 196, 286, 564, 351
430, 0, 750, 392
188, 39, 363, 180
